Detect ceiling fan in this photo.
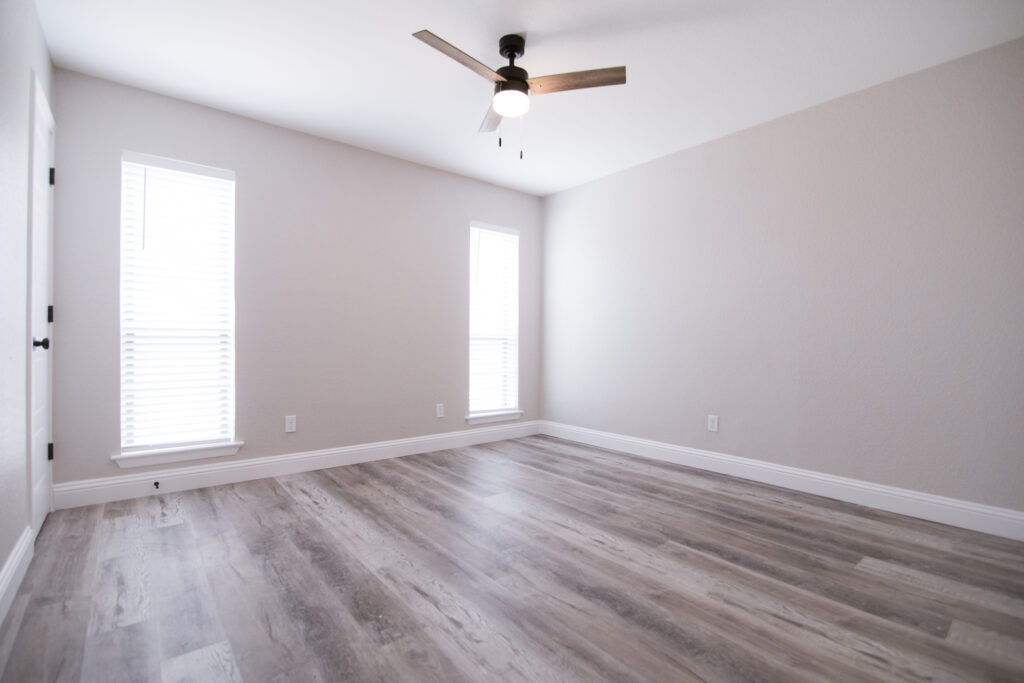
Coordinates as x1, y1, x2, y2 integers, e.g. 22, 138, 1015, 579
413, 30, 627, 133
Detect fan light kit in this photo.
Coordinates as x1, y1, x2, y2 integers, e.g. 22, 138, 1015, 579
413, 30, 626, 134
493, 88, 529, 118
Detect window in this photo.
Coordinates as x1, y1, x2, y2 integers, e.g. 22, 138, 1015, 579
116, 151, 241, 467
468, 223, 521, 423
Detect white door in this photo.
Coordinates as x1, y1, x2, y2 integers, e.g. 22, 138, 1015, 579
28, 76, 55, 536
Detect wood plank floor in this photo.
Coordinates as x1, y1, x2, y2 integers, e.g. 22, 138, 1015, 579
1, 435, 1023, 682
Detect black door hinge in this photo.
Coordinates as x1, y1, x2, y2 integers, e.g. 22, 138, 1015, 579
47, 442, 54, 461
49, 168, 55, 185
47, 305, 54, 323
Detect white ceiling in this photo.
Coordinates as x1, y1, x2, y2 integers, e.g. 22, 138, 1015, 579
34, 0, 1024, 196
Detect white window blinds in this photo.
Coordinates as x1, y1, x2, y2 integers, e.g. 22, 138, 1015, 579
120, 152, 236, 451
469, 224, 519, 414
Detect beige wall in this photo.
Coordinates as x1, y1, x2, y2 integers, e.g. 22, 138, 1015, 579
52, 70, 542, 483
543, 38, 1024, 511
44, 38, 1024, 514
0, 0, 51, 571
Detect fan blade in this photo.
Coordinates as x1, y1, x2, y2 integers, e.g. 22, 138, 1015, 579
413, 30, 506, 83
479, 102, 503, 133
527, 66, 626, 94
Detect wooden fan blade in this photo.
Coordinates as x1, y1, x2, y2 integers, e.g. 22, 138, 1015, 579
413, 30, 506, 83
479, 102, 503, 133
527, 66, 626, 94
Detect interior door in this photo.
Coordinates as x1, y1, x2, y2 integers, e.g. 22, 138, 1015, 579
28, 76, 55, 536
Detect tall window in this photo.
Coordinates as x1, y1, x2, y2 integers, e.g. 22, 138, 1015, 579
120, 152, 237, 456
468, 223, 520, 418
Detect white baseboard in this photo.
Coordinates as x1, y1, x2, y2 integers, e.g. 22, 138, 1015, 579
53, 421, 543, 509
49, 418, 1024, 542
0, 527, 34, 629
538, 421, 1024, 542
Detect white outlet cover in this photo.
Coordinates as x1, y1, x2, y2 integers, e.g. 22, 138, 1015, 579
707, 415, 719, 432
436, 403, 445, 418
285, 415, 297, 433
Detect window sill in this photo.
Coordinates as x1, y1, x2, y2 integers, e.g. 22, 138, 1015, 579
465, 410, 524, 425
111, 440, 244, 469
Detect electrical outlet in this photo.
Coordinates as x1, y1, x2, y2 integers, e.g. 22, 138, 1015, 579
285, 415, 297, 433
707, 415, 719, 432
436, 403, 445, 418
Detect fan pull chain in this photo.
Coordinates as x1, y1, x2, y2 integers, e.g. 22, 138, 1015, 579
519, 116, 524, 159
498, 119, 502, 148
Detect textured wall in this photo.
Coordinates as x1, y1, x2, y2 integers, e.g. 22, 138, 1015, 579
52, 70, 542, 483
543, 38, 1024, 510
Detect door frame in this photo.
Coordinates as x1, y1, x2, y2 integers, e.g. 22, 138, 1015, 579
27, 73, 55, 537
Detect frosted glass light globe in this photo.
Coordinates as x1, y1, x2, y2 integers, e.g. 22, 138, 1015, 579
493, 89, 530, 118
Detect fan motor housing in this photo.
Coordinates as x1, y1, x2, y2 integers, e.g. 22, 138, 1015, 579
495, 65, 529, 97
498, 34, 525, 61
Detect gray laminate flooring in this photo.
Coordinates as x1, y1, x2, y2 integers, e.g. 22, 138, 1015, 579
1, 435, 1022, 682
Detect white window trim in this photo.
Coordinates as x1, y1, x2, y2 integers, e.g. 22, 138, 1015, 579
119, 151, 238, 463
122, 150, 235, 181
469, 220, 519, 237
465, 410, 524, 425
112, 440, 244, 469
468, 221, 520, 416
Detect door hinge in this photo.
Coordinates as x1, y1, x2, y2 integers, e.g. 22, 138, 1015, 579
49, 167, 55, 185
47, 305, 54, 323
47, 442, 54, 461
